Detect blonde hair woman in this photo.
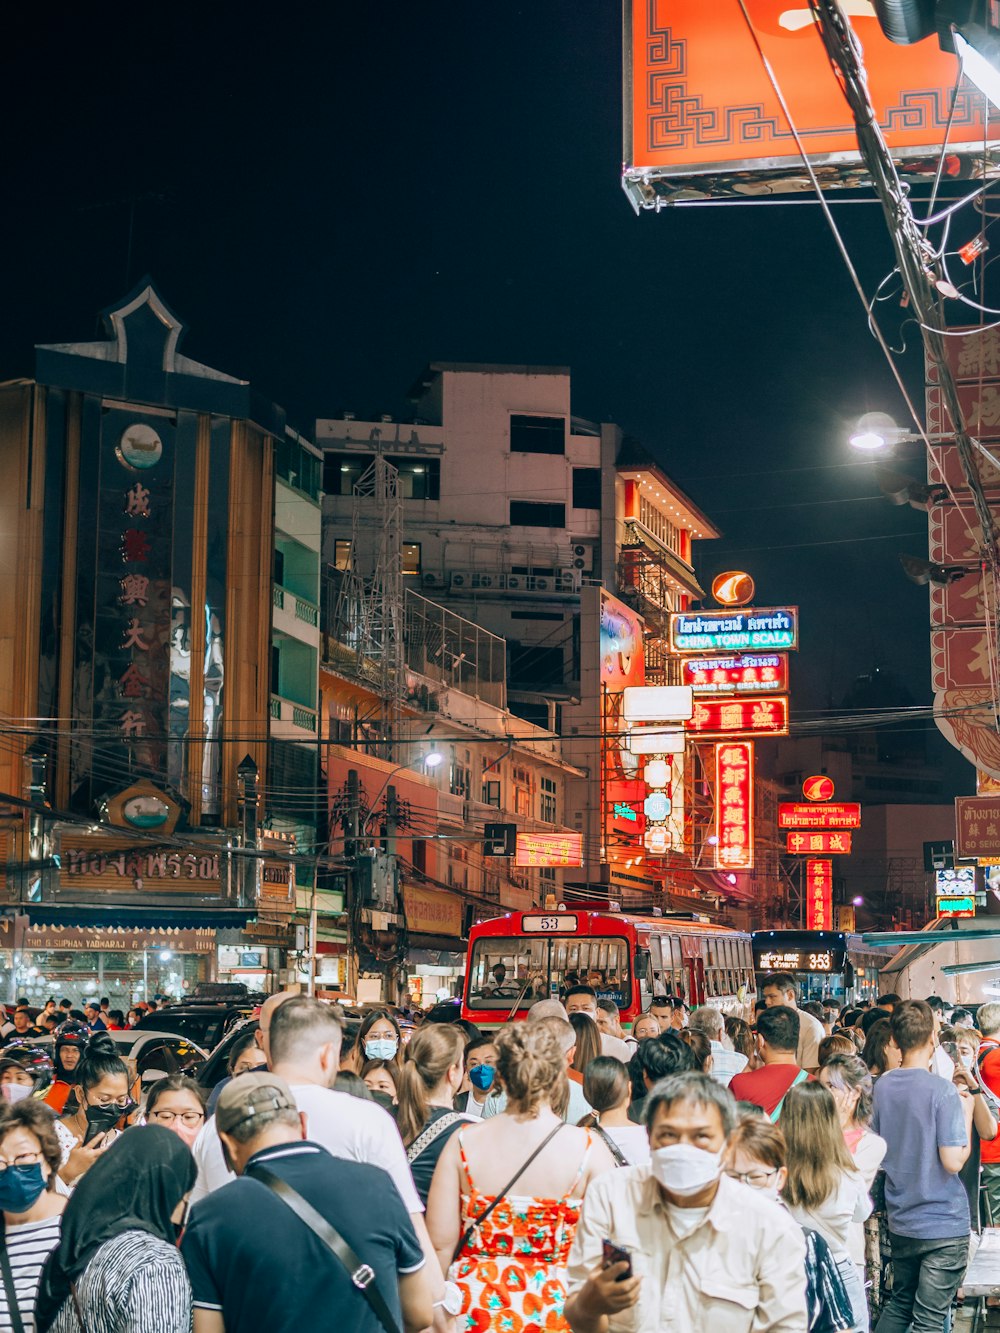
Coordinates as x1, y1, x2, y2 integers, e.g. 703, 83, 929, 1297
427, 1021, 613, 1331
781, 1082, 872, 1332
395, 1025, 468, 1207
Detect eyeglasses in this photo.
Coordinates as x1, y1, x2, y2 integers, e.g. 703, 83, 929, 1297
0, 1152, 41, 1172
149, 1109, 204, 1128
90, 1095, 132, 1110
725, 1167, 779, 1188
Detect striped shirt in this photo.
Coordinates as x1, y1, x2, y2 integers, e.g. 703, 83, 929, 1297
0, 1213, 62, 1332
48, 1230, 191, 1333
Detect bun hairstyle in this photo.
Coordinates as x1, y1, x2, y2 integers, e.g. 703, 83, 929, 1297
496, 1020, 567, 1115
74, 1031, 128, 1093
396, 1024, 465, 1146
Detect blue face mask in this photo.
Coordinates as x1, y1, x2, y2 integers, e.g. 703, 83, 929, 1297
364, 1038, 398, 1062
0, 1162, 46, 1215
469, 1064, 495, 1092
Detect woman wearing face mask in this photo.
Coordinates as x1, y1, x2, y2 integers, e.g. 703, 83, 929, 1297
781, 1083, 873, 1332
427, 1021, 614, 1331
0, 1046, 55, 1108
456, 1037, 501, 1118
55, 1034, 136, 1189
0, 1101, 67, 1332
35, 1128, 194, 1333
396, 1026, 470, 1207
144, 1077, 206, 1150
360, 1060, 398, 1102
352, 1009, 403, 1074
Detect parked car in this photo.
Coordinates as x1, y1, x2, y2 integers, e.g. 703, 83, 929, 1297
27, 1029, 208, 1104
134, 1002, 254, 1050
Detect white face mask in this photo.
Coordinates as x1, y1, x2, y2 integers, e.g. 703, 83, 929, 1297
651, 1143, 723, 1197
1, 1084, 31, 1105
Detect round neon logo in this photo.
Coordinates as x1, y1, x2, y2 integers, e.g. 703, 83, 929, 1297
711, 571, 756, 607
803, 775, 835, 802
117, 423, 163, 471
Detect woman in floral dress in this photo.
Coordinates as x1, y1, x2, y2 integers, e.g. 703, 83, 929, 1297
428, 1018, 614, 1332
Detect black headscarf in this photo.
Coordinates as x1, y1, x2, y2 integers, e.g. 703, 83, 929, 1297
35, 1125, 195, 1333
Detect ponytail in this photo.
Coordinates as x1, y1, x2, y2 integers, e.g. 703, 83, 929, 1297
395, 1025, 464, 1146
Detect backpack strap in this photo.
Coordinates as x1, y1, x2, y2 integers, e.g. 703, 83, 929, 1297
769, 1068, 809, 1123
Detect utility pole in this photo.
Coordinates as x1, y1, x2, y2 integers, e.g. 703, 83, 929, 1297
343, 770, 361, 997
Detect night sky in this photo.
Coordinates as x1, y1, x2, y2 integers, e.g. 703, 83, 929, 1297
1, 3, 973, 789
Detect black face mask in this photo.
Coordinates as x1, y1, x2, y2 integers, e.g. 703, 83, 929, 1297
84, 1099, 136, 1137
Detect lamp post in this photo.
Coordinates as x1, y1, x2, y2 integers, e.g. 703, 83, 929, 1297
359, 751, 444, 836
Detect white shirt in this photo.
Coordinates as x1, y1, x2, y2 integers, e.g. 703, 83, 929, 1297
795, 1007, 825, 1070
601, 1123, 651, 1167
709, 1040, 749, 1088
189, 1082, 422, 1215
785, 1169, 871, 1261
600, 1033, 633, 1063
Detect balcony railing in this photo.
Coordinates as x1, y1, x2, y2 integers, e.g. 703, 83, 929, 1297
273, 583, 319, 628
270, 694, 318, 733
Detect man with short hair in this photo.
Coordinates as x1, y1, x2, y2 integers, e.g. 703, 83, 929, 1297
976, 1000, 1000, 1223
761, 973, 824, 1072
82, 1000, 106, 1031
647, 995, 674, 1033
688, 1006, 747, 1088
728, 1007, 808, 1118
182, 1072, 435, 1333
629, 1034, 698, 1125
595, 998, 624, 1041
564, 1072, 807, 1332
564, 986, 631, 1062
871, 999, 973, 1333
875, 992, 901, 1013
2, 1007, 36, 1044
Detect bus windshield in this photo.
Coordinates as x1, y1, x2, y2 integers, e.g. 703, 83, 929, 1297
465, 935, 631, 1010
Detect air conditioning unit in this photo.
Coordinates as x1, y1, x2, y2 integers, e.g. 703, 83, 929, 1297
533, 578, 549, 591
505, 575, 522, 590
449, 571, 469, 589
557, 570, 579, 591
572, 543, 594, 571
472, 573, 495, 589
422, 573, 441, 587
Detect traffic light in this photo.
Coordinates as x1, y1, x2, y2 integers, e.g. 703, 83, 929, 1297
484, 823, 517, 857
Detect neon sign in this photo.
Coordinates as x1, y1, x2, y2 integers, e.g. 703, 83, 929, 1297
715, 742, 753, 870
786, 832, 852, 855
806, 860, 833, 931
778, 803, 861, 830
613, 802, 637, 822
669, 607, 799, 653
683, 653, 789, 696
515, 833, 584, 868
686, 697, 789, 737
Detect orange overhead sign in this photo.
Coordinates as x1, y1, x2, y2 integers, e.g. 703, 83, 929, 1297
514, 833, 584, 868
778, 803, 861, 830
715, 742, 754, 871
806, 860, 833, 932
623, 0, 999, 205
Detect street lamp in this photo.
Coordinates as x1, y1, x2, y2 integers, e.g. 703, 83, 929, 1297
849, 411, 910, 451
359, 751, 444, 835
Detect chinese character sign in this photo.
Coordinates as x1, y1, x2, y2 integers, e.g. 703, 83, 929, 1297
806, 860, 833, 931
683, 653, 789, 696
785, 832, 852, 855
778, 803, 862, 830
686, 696, 789, 736
715, 741, 753, 870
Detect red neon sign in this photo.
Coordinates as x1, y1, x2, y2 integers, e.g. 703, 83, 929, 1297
786, 831, 852, 856
683, 653, 789, 697
778, 803, 862, 830
715, 741, 753, 871
686, 696, 789, 737
806, 859, 833, 931
515, 832, 584, 868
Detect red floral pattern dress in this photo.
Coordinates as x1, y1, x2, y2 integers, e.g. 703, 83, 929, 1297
448, 1130, 592, 1333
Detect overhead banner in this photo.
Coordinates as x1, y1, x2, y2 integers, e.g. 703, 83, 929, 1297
623, 0, 999, 207
669, 608, 798, 654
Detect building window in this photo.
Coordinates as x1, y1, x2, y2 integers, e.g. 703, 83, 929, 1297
450, 758, 471, 799
510, 415, 565, 455
572, 468, 601, 510
323, 453, 440, 499
333, 540, 352, 572
510, 501, 566, 528
515, 786, 531, 816
402, 543, 421, 576
540, 776, 557, 824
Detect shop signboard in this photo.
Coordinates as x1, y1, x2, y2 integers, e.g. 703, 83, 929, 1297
786, 832, 852, 855
806, 860, 833, 932
0, 923, 216, 953
715, 741, 753, 871
956, 796, 1000, 859
402, 884, 463, 938
778, 803, 861, 830
682, 653, 788, 696
686, 696, 789, 737
669, 608, 798, 654
515, 833, 584, 868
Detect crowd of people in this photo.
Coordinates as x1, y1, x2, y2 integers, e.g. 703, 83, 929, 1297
0, 977, 991, 1330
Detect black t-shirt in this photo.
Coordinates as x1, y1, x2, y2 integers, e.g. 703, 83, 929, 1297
181, 1140, 424, 1333
408, 1107, 467, 1207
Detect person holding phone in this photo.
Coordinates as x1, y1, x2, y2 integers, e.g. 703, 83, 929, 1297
54, 1034, 136, 1188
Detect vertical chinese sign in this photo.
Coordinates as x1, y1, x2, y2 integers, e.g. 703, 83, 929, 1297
715, 741, 753, 870
806, 860, 833, 931
91, 416, 174, 794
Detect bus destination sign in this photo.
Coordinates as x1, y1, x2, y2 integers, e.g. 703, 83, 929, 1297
756, 949, 835, 973
519, 914, 580, 933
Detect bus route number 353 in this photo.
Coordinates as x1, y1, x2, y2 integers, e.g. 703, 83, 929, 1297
808, 952, 832, 971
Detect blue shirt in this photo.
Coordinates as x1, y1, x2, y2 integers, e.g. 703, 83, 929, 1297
871, 1067, 969, 1239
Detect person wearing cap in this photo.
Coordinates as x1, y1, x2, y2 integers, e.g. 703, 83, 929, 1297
81, 1003, 106, 1033
181, 1072, 435, 1333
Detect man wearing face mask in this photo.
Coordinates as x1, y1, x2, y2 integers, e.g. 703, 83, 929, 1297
564, 1072, 808, 1333
456, 1037, 500, 1118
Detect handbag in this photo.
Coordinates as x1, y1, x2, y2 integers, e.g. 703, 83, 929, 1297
406, 1111, 468, 1164
252, 1166, 402, 1333
453, 1122, 564, 1263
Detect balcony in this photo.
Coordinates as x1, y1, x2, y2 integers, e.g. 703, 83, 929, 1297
273, 583, 320, 639
270, 694, 318, 736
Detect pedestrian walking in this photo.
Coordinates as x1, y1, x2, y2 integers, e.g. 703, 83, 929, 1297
564, 1071, 808, 1332
396, 1025, 469, 1207
688, 1005, 748, 1087
427, 1020, 614, 1331
860, 1021, 900, 1081
454, 1037, 502, 1119
761, 974, 825, 1072
564, 988, 632, 1061
181, 1072, 435, 1333
35, 1127, 194, 1333
353, 1009, 404, 1075
144, 1076, 207, 1151
0, 1101, 67, 1333
55, 1034, 135, 1188
581, 1057, 650, 1166
729, 1006, 810, 1119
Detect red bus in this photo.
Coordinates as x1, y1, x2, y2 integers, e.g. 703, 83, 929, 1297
461, 909, 755, 1028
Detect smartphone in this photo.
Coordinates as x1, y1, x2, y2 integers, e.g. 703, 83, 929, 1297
602, 1239, 633, 1282
941, 1041, 962, 1068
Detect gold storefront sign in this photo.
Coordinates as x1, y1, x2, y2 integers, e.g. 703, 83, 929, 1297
0, 923, 216, 953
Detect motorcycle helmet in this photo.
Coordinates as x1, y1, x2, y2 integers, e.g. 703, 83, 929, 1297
0, 1042, 55, 1099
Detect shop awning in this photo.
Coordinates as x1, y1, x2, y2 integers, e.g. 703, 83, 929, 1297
12, 906, 254, 931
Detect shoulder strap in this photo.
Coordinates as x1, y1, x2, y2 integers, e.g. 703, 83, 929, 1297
452, 1121, 564, 1263
252, 1166, 401, 1333
978, 1041, 1000, 1070
769, 1068, 809, 1124
0, 1237, 25, 1333
592, 1124, 629, 1168
406, 1111, 466, 1164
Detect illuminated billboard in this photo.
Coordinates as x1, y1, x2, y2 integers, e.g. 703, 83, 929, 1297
683, 653, 788, 696
623, 0, 998, 206
515, 833, 584, 868
600, 590, 648, 847
806, 860, 833, 932
778, 803, 861, 830
670, 608, 798, 653
786, 832, 852, 856
687, 696, 789, 737
715, 742, 753, 871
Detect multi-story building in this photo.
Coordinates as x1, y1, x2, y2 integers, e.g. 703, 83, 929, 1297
0, 283, 317, 999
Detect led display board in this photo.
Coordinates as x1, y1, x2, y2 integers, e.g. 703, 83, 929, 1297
670, 608, 798, 653
682, 653, 789, 697
778, 803, 862, 830
686, 697, 789, 737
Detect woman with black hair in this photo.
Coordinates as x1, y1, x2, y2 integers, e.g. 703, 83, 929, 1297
35, 1127, 194, 1333
55, 1035, 136, 1188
